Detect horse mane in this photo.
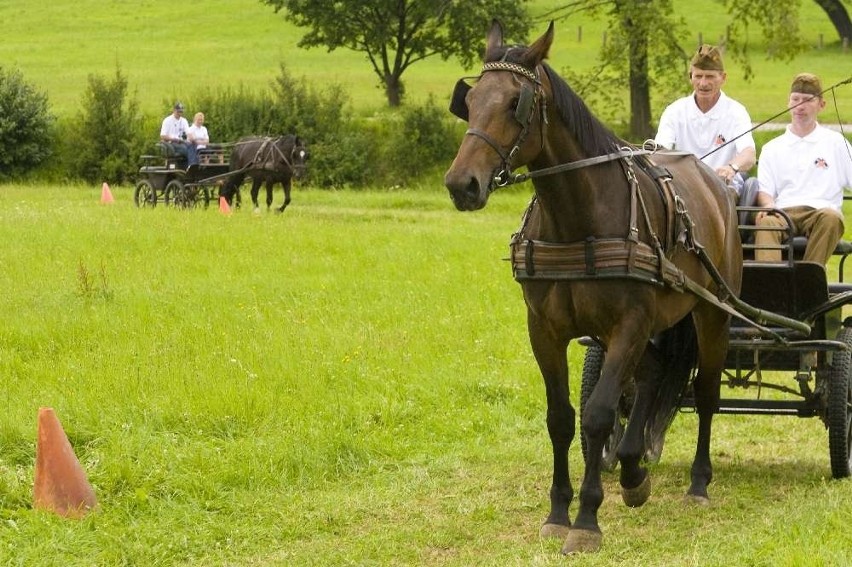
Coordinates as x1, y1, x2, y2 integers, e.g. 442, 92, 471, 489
487, 46, 623, 157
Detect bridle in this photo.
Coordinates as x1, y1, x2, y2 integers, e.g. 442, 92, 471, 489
450, 60, 547, 189
451, 63, 660, 188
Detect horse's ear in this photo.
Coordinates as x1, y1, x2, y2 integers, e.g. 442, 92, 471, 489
524, 21, 554, 67
485, 19, 504, 59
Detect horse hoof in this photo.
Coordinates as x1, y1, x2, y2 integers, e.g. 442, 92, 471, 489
252, 207, 261, 215
683, 493, 711, 506
561, 528, 602, 554
540, 522, 571, 539
621, 474, 651, 508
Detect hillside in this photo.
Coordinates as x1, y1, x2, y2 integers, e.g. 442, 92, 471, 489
0, 0, 849, 123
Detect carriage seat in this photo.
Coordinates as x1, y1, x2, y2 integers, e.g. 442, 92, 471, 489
737, 178, 852, 275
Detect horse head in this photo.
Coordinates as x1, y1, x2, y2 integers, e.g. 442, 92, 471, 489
444, 20, 553, 211
288, 136, 309, 180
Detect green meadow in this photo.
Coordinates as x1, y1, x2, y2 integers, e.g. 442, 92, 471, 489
2, 185, 852, 566
2, 0, 852, 565
0, 0, 849, 122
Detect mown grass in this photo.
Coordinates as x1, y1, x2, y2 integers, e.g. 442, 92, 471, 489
0, 0, 849, 121
1, 184, 852, 565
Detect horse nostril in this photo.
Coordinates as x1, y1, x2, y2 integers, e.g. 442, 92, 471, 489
464, 177, 479, 197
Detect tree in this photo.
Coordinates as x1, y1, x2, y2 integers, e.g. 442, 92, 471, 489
813, 0, 852, 44
549, 0, 841, 140
0, 67, 53, 179
262, 0, 531, 106
64, 67, 146, 184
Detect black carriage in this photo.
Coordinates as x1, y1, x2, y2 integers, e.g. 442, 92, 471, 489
581, 193, 852, 479
133, 143, 233, 209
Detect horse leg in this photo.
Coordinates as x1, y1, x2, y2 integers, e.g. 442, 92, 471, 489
613, 342, 664, 507
526, 314, 574, 540
276, 179, 292, 214
568, 320, 650, 554
250, 179, 262, 213
222, 173, 245, 206
684, 304, 728, 504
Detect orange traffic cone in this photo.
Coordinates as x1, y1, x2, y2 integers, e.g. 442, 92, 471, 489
219, 196, 232, 215
33, 407, 98, 518
100, 182, 114, 204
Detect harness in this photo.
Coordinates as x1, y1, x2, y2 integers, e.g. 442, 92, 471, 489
450, 60, 811, 339
250, 136, 299, 172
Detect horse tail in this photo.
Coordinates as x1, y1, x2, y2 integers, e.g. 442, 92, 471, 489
643, 315, 698, 463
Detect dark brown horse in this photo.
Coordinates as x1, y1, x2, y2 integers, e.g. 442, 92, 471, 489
444, 21, 742, 553
221, 135, 308, 213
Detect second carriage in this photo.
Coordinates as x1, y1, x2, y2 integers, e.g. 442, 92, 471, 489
133, 143, 233, 209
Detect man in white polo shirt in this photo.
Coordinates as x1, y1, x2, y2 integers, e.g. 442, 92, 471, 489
655, 44, 756, 192
754, 73, 852, 264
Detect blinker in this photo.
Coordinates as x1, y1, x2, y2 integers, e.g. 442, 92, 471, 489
515, 84, 535, 125
450, 79, 472, 121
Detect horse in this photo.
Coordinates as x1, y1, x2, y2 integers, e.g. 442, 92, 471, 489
444, 21, 742, 554
220, 135, 308, 213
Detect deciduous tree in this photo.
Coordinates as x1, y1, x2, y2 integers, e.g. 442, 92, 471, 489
262, 0, 531, 106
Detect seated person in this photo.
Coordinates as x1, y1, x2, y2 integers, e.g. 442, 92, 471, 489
654, 44, 755, 193
160, 101, 189, 158
754, 73, 852, 264
186, 112, 209, 166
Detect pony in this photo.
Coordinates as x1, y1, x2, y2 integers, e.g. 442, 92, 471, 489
220, 135, 308, 213
444, 21, 742, 553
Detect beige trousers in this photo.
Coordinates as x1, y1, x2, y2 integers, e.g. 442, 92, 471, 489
754, 206, 844, 264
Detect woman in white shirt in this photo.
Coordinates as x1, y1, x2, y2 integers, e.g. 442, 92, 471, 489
186, 112, 209, 166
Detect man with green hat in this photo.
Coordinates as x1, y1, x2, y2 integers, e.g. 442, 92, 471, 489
655, 44, 756, 191
754, 73, 852, 264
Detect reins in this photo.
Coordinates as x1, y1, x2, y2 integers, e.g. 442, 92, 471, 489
468, 62, 811, 339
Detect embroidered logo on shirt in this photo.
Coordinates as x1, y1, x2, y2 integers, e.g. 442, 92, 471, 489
814, 157, 829, 169
714, 134, 726, 146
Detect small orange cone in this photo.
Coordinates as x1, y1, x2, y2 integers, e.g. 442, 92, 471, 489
100, 182, 114, 204
33, 407, 98, 518
219, 196, 232, 215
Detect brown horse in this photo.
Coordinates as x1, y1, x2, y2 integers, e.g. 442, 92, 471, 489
444, 21, 742, 553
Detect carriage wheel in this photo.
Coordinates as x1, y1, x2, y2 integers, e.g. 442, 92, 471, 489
164, 179, 185, 208
133, 180, 156, 208
580, 343, 625, 472
827, 325, 852, 479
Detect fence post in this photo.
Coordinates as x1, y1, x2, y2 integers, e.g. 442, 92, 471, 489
578, 25, 582, 43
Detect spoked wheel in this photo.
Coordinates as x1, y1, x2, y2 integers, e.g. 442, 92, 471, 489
164, 179, 185, 207
134, 180, 156, 208
580, 343, 629, 472
827, 325, 852, 479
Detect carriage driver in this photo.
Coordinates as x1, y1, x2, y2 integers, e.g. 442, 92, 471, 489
654, 44, 756, 193
753, 73, 852, 264
160, 101, 189, 157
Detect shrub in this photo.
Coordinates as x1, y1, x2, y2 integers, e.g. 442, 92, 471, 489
385, 96, 458, 183
186, 86, 282, 142
63, 67, 146, 184
271, 65, 378, 187
0, 67, 54, 179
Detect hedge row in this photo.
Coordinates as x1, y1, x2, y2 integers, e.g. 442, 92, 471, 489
0, 65, 462, 188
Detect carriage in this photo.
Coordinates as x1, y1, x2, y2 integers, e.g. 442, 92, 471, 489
133, 135, 307, 212
133, 143, 233, 209
581, 189, 852, 480
443, 19, 851, 554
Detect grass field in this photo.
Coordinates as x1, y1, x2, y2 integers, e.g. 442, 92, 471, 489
3, 1, 852, 565
0, 0, 849, 122
1, 185, 852, 565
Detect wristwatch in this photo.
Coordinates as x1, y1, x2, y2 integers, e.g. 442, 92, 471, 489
728, 163, 739, 173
